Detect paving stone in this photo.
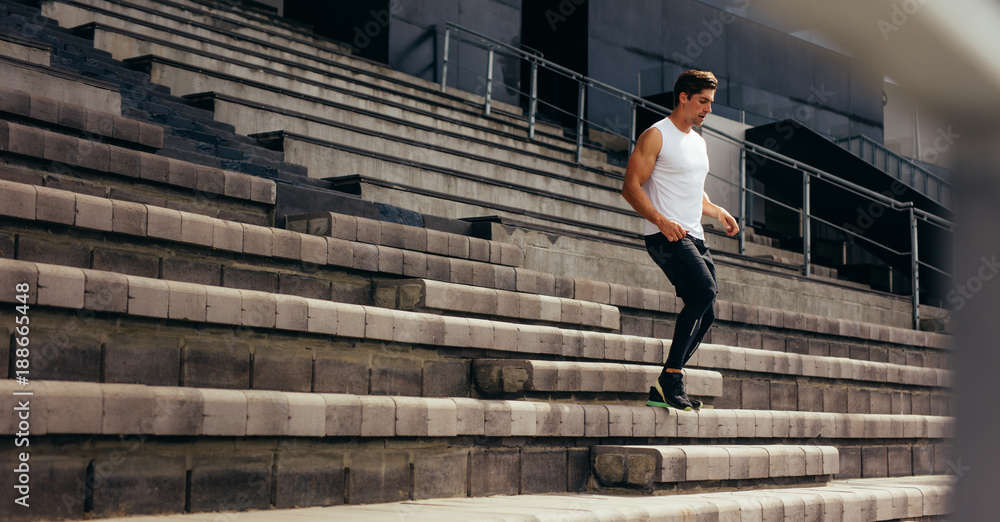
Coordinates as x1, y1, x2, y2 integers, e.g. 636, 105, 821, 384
250, 176, 275, 204
0, 180, 37, 219
352, 242, 379, 272
242, 224, 273, 256
109, 146, 141, 178
7, 123, 44, 158
195, 165, 225, 195
180, 212, 214, 247
44, 380, 103, 433
204, 286, 243, 325
125, 275, 169, 318
139, 152, 169, 183
359, 396, 396, 436
245, 389, 289, 435
34, 185, 76, 225
324, 394, 362, 436
145, 205, 183, 241
212, 219, 244, 252
153, 386, 203, 435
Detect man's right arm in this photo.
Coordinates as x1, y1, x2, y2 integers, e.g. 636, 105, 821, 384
621, 128, 689, 241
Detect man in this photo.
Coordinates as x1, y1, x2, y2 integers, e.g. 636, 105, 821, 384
621, 70, 739, 411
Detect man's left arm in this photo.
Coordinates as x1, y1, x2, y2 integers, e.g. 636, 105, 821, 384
702, 192, 740, 236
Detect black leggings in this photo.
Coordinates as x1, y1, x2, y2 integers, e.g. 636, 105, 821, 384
644, 233, 718, 370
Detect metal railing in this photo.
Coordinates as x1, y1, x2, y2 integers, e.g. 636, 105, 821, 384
439, 22, 953, 328
837, 134, 952, 209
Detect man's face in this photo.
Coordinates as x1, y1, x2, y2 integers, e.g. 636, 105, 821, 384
680, 88, 715, 127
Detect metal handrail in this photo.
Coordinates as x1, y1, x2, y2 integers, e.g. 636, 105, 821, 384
440, 22, 952, 328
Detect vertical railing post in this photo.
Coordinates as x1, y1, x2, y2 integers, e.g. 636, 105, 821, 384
802, 170, 811, 276
440, 26, 450, 93
484, 45, 494, 116
528, 60, 538, 140
739, 148, 747, 255
575, 81, 586, 164
628, 102, 637, 156
910, 206, 920, 329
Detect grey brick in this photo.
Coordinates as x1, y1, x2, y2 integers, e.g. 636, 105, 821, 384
17, 234, 89, 268
274, 453, 345, 508
520, 450, 566, 494
402, 250, 427, 278
42, 131, 78, 165
426, 229, 449, 255
355, 216, 381, 244
715, 378, 742, 409
28, 328, 100, 382
823, 387, 848, 413
252, 345, 313, 392
377, 245, 404, 274
223, 266, 278, 293
470, 450, 520, 497
848, 389, 871, 414
224, 170, 252, 200
315, 352, 369, 394
109, 147, 141, 177
138, 152, 169, 184
29, 94, 60, 122
196, 165, 225, 195
35, 185, 76, 225
797, 384, 824, 412
103, 333, 181, 386
249, 176, 275, 204
862, 446, 888, 478
0, 457, 87, 520
84, 269, 128, 313
450, 258, 474, 285
92, 247, 159, 278
348, 452, 410, 504
0, 177, 37, 220
380, 221, 407, 248
371, 356, 422, 396
162, 258, 221, 285
838, 447, 861, 479
7, 122, 44, 157
911, 393, 931, 415
111, 200, 147, 236
352, 242, 379, 272
85, 109, 115, 136
138, 122, 165, 149
278, 273, 331, 300
414, 452, 468, 500
90, 456, 186, 517
188, 455, 272, 512
74, 193, 113, 231
770, 382, 797, 411
111, 116, 140, 144
78, 140, 111, 172
448, 234, 470, 258
0, 88, 29, 115
180, 212, 214, 247
567, 448, 590, 492
870, 390, 891, 414
469, 237, 490, 262
741, 380, 770, 410
423, 360, 470, 397
0, 232, 11, 259
425, 254, 450, 281
182, 339, 251, 389
887, 446, 912, 476
167, 158, 198, 189
912, 445, 934, 475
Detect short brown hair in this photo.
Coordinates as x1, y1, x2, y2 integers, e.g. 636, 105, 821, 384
673, 70, 718, 107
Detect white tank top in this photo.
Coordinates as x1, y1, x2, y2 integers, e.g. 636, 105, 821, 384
642, 117, 709, 240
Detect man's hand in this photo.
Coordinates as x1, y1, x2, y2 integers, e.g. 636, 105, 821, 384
719, 209, 739, 236
657, 217, 689, 242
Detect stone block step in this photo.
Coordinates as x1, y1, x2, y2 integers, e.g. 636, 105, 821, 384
0, 31, 52, 66
0, 53, 120, 114
472, 360, 721, 399
592, 445, 839, 489
376, 279, 619, 331
46, 0, 561, 145
0, 380, 952, 440
163, 475, 949, 521
288, 211, 523, 267
0, 84, 163, 149
199, 92, 621, 192
0, 126, 275, 207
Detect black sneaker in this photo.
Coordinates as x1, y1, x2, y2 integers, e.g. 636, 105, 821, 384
688, 397, 703, 410
646, 373, 693, 411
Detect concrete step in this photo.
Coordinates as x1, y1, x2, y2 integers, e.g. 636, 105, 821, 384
0, 52, 120, 114
0, 84, 163, 149
77, 21, 583, 157
141, 476, 949, 521
0, 380, 952, 440
591, 444, 839, 490
376, 279, 619, 331
195, 91, 623, 194
0, 124, 275, 211
44, 0, 567, 143
287, 211, 523, 268
472, 360, 721, 400
0, 30, 52, 66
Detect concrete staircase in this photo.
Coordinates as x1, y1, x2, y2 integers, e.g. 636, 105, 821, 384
0, 0, 952, 520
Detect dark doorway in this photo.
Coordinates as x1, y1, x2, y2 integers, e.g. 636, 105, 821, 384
520, 0, 589, 129
284, 0, 391, 63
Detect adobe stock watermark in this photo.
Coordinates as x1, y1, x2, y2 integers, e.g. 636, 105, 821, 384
919, 126, 960, 164
946, 254, 999, 311
545, 0, 585, 31
878, 0, 929, 41
352, 0, 406, 52
672, 0, 749, 66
